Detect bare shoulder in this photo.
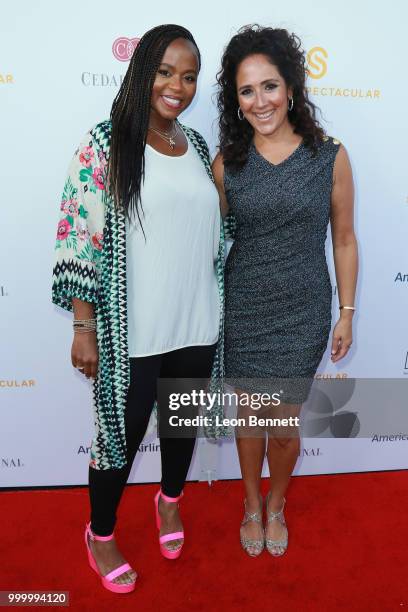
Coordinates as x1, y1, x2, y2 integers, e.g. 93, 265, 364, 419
333, 142, 352, 183
212, 152, 225, 189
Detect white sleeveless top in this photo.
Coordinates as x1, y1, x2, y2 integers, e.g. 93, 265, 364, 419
126, 138, 220, 357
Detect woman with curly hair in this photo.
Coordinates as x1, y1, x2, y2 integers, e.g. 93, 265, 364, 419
213, 25, 358, 557
53, 24, 224, 592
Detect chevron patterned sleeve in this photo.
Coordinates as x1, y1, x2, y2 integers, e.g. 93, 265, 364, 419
52, 130, 107, 312
223, 210, 237, 241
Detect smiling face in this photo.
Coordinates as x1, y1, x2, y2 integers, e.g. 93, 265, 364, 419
236, 53, 293, 137
150, 37, 199, 123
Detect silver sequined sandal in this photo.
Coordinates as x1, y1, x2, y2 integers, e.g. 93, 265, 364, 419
240, 498, 264, 557
265, 492, 288, 556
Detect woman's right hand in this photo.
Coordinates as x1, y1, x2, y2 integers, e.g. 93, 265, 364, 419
71, 332, 99, 379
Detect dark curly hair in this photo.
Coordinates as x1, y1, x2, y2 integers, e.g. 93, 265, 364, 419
217, 24, 325, 170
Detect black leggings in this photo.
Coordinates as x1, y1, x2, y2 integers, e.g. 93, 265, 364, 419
88, 343, 217, 535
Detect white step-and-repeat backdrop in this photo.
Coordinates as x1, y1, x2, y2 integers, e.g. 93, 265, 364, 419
1, 0, 407, 487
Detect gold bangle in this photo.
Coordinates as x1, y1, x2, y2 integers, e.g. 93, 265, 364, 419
339, 306, 355, 311
73, 318, 97, 332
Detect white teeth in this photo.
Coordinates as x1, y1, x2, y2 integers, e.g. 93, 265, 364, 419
162, 96, 181, 107
255, 111, 275, 119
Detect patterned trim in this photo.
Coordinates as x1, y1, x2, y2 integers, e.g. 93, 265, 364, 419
81, 119, 229, 469
224, 210, 237, 241
179, 123, 229, 438
52, 259, 98, 312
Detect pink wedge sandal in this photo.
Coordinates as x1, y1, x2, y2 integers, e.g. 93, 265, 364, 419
84, 522, 137, 593
154, 489, 184, 560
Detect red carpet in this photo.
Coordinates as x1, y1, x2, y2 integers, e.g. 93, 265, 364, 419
2, 472, 407, 611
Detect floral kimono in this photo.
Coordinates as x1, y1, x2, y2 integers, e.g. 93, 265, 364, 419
52, 120, 231, 470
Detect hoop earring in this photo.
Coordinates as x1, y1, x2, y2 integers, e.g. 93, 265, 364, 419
288, 97, 294, 112
237, 107, 244, 121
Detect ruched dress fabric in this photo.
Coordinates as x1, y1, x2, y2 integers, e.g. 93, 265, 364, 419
224, 137, 340, 403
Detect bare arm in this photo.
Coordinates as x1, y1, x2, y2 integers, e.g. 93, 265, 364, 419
212, 153, 229, 219
71, 298, 98, 379
330, 144, 358, 362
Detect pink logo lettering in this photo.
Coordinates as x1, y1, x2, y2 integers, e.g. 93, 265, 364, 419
112, 37, 140, 62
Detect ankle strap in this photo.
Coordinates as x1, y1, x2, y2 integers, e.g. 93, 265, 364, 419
160, 489, 184, 503
87, 522, 114, 542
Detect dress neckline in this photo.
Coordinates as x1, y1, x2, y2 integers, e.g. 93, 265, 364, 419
251, 139, 304, 168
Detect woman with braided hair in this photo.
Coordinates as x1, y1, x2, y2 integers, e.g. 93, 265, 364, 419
52, 24, 224, 592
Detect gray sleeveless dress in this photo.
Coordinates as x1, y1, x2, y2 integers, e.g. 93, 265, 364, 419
224, 136, 341, 403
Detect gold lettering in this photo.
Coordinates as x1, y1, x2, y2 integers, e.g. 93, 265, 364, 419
306, 47, 328, 79
374, 90, 380, 98
321, 88, 327, 96
335, 89, 342, 96
0, 74, 13, 84
343, 89, 350, 97
0, 379, 35, 388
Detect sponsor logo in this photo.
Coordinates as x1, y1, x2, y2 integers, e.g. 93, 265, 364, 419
395, 272, 408, 283
78, 442, 160, 455
300, 447, 322, 457
78, 445, 91, 455
81, 36, 140, 87
307, 86, 380, 99
81, 72, 124, 87
372, 433, 408, 442
1, 458, 24, 468
138, 443, 160, 452
306, 47, 328, 79
0, 379, 36, 388
112, 37, 140, 62
0, 73, 14, 84
404, 351, 408, 375
306, 46, 380, 99
0, 286, 8, 296
315, 373, 348, 379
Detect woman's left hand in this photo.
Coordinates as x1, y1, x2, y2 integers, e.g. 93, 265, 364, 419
330, 317, 353, 362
